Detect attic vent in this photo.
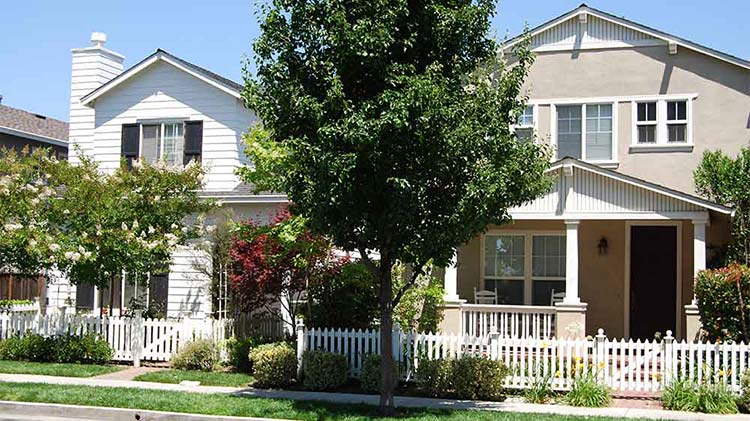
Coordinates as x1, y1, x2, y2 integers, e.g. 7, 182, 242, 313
34, 114, 47, 120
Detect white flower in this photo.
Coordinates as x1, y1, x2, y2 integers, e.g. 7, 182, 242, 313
153, 195, 161, 201
205, 225, 216, 234
132, 159, 143, 169
181, 227, 189, 234
63, 209, 70, 215
83, 251, 93, 259
64, 251, 74, 259
121, 222, 128, 231
148, 225, 156, 234
171, 223, 178, 230
132, 220, 139, 230
3, 223, 22, 231
29, 239, 38, 247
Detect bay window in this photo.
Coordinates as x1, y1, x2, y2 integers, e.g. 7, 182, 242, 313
555, 103, 614, 162
483, 232, 566, 306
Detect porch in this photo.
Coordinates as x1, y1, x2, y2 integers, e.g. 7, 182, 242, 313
438, 158, 733, 340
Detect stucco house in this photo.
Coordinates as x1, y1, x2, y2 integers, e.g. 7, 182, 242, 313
439, 4, 748, 341
47, 33, 286, 318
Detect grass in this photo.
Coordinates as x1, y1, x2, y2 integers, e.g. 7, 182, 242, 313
134, 369, 254, 387
0, 382, 643, 421
0, 360, 123, 377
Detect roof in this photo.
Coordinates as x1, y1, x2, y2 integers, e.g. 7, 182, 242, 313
0, 104, 69, 146
200, 183, 287, 204
80, 49, 243, 106
547, 157, 733, 215
504, 4, 750, 70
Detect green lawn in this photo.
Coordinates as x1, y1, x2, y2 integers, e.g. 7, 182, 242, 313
0, 382, 641, 421
0, 361, 123, 377
134, 369, 254, 387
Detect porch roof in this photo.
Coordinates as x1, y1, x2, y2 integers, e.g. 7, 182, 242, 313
509, 157, 733, 221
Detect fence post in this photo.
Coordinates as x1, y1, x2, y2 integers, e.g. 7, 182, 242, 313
131, 310, 144, 368
392, 323, 402, 364
489, 328, 499, 360
296, 319, 305, 377
595, 329, 606, 381
663, 330, 674, 387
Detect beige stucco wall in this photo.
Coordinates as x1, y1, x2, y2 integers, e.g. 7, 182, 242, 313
524, 46, 750, 194
455, 217, 729, 339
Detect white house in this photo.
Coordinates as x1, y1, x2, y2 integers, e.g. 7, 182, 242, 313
48, 33, 286, 318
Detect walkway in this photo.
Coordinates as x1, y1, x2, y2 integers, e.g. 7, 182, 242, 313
0, 372, 746, 420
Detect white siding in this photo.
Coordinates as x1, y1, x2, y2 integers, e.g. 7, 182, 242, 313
90, 60, 255, 190
167, 245, 212, 319
531, 15, 663, 51
68, 48, 124, 165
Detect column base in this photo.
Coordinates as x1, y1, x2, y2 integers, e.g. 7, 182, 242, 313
555, 302, 587, 339
439, 299, 466, 335
685, 303, 702, 342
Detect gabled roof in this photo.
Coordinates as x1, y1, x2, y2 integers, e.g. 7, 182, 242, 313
504, 4, 750, 70
0, 104, 68, 146
547, 157, 733, 215
80, 49, 244, 106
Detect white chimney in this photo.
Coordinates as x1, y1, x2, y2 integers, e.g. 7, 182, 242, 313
68, 32, 125, 165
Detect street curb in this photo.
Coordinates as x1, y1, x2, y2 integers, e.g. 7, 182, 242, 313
0, 400, 295, 421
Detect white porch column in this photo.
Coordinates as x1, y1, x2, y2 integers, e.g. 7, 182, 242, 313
686, 219, 707, 341
564, 220, 580, 304
93, 286, 100, 315
443, 252, 460, 302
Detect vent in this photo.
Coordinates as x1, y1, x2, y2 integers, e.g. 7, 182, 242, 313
34, 114, 47, 120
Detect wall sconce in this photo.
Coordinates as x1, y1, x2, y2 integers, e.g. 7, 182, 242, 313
597, 237, 608, 255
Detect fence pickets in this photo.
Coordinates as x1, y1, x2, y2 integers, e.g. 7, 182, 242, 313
298, 326, 750, 393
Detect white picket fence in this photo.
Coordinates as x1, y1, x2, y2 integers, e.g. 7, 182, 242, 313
0, 312, 232, 364
297, 326, 750, 393
461, 304, 556, 338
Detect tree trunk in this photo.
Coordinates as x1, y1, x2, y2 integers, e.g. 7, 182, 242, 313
378, 264, 396, 415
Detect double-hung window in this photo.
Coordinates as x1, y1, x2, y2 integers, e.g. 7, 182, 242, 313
121, 120, 203, 169
514, 105, 535, 142
555, 103, 614, 163
141, 122, 185, 166
632, 98, 692, 148
483, 232, 566, 306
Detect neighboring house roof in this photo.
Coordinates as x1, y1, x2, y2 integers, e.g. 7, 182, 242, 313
504, 4, 750, 70
546, 157, 733, 215
201, 183, 287, 203
0, 104, 69, 147
80, 49, 244, 106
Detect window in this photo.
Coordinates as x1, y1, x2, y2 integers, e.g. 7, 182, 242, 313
666, 100, 687, 143
484, 235, 525, 305
631, 97, 692, 147
141, 122, 184, 166
555, 103, 614, 162
531, 235, 566, 306
483, 232, 566, 306
514, 106, 535, 142
636, 102, 657, 143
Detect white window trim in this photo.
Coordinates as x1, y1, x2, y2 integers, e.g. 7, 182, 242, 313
511, 104, 538, 139
550, 102, 618, 168
481, 230, 565, 305
137, 120, 186, 165
630, 98, 694, 152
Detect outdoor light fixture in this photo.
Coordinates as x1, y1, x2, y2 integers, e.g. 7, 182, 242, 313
597, 237, 608, 255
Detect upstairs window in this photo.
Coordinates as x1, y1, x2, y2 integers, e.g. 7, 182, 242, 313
555, 103, 614, 162
632, 98, 692, 147
514, 106, 535, 142
141, 122, 184, 166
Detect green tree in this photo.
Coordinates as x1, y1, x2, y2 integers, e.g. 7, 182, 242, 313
695, 148, 750, 264
241, 0, 551, 411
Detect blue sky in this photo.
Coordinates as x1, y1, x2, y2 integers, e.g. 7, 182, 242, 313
1, 0, 747, 121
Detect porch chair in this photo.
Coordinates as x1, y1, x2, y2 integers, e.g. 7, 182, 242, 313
550, 289, 566, 306
473, 287, 498, 304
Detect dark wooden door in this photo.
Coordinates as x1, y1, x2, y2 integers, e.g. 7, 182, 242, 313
630, 225, 677, 340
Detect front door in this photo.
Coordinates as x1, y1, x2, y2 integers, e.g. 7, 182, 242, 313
630, 225, 677, 340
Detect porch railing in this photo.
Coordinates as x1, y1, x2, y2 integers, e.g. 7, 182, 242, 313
461, 304, 556, 338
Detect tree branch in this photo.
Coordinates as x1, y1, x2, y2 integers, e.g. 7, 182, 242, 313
392, 261, 428, 307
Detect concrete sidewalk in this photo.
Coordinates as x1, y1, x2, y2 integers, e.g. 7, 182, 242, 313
0, 372, 748, 420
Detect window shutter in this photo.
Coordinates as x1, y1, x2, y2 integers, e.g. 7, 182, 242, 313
121, 124, 140, 169
184, 120, 203, 165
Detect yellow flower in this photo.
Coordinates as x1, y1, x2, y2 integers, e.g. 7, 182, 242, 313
555, 370, 562, 378
576, 356, 583, 363
598, 362, 605, 369
719, 370, 726, 377
541, 341, 547, 349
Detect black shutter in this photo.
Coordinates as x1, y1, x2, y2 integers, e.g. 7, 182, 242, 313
121, 124, 140, 169
184, 121, 203, 165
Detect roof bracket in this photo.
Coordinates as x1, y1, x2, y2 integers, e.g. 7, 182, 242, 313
578, 12, 587, 24
669, 42, 678, 55
563, 164, 574, 177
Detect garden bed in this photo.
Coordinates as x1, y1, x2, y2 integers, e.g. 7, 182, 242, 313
0, 360, 124, 377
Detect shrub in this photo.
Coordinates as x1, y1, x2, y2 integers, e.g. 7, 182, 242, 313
524, 369, 554, 404
695, 263, 750, 342
302, 351, 348, 391
739, 370, 750, 412
226, 336, 273, 372
0, 333, 112, 364
452, 356, 507, 400
307, 262, 379, 330
249, 342, 297, 388
565, 374, 611, 407
662, 379, 737, 414
416, 358, 453, 397
171, 339, 219, 371
360, 354, 399, 394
